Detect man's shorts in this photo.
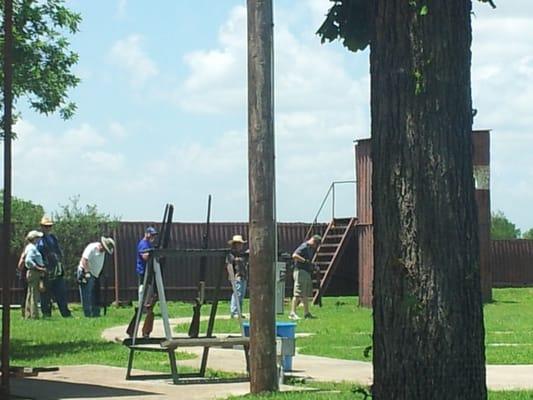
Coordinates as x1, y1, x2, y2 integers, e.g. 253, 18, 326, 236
293, 268, 312, 298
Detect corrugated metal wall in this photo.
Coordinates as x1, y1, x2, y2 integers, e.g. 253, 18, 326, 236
355, 139, 373, 307
492, 240, 533, 287
473, 130, 492, 301
357, 224, 373, 306
7, 221, 362, 305
111, 221, 327, 302
355, 132, 493, 307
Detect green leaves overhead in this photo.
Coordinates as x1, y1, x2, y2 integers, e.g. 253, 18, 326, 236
0, 0, 81, 120
478, 0, 496, 8
316, 0, 371, 53
317, 0, 496, 53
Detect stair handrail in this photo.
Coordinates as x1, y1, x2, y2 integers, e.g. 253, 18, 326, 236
304, 180, 356, 240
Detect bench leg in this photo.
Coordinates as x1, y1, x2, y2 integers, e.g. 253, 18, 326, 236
244, 344, 251, 375
126, 348, 135, 379
168, 350, 179, 384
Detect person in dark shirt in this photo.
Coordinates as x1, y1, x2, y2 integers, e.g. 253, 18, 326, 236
133, 226, 158, 337
289, 234, 322, 320
37, 216, 72, 318
226, 235, 249, 318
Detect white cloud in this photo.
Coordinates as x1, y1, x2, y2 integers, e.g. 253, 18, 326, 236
166, 3, 367, 221
172, 6, 247, 114
109, 34, 159, 87
471, 9, 533, 230
11, 120, 128, 214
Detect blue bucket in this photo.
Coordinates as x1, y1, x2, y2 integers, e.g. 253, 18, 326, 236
242, 321, 296, 371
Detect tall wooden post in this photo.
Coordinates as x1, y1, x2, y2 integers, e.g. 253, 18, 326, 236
247, 0, 278, 393
1, 0, 14, 395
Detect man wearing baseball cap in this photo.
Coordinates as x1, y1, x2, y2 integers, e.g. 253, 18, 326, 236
289, 234, 322, 320
77, 236, 115, 317
127, 226, 158, 337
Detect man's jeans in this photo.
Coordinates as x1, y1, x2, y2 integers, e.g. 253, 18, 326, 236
41, 277, 71, 317
230, 277, 247, 317
79, 274, 100, 317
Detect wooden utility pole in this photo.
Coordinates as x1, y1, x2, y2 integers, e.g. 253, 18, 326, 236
247, 0, 278, 393
1, 0, 14, 395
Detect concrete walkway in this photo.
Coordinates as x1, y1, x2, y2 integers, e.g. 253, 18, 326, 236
101, 317, 533, 391
10, 318, 533, 399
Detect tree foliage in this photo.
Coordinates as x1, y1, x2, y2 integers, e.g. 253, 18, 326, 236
52, 196, 119, 284
0, 191, 44, 252
316, 0, 371, 52
491, 210, 521, 240
317, 0, 496, 53
0, 0, 81, 123
523, 228, 533, 240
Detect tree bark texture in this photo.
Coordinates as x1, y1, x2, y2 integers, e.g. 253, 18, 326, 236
371, 1, 487, 399
247, 0, 278, 393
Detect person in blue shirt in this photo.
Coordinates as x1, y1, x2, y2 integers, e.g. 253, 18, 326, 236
289, 234, 322, 320
24, 230, 47, 319
37, 216, 72, 318
130, 226, 158, 338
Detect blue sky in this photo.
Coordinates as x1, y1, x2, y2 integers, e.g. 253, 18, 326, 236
8, 1, 533, 230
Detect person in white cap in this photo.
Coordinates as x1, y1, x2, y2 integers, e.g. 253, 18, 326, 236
23, 230, 47, 319
226, 235, 249, 318
77, 236, 115, 317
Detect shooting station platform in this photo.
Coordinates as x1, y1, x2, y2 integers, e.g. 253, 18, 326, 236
124, 247, 250, 385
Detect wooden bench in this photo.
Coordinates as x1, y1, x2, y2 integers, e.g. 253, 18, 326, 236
124, 335, 250, 384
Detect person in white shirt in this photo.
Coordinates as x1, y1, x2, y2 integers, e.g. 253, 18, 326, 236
77, 236, 115, 317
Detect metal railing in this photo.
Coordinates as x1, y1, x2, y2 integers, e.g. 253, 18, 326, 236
304, 180, 356, 240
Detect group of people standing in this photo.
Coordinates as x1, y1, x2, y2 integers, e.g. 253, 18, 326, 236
19, 216, 321, 322
18, 216, 115, 319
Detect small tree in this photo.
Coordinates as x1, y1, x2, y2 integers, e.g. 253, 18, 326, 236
0, 191, 44, 253
53, 197, 119, 284
491, 210, 520, 240
523, 229, 533, 240
1, 0, 81, 120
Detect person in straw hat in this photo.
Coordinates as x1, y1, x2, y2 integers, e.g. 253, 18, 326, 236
226, 235, 249, 318
23, 230, 47, 319
37, 215, 71, 318
77, 236, 115, 317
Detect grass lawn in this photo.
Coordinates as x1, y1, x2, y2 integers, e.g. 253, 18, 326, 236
226, 381, 533, 400
9, 301, 208, 373
176, 288, 533, 364
6, 288, 533, 399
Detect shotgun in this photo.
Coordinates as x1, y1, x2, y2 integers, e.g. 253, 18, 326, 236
188, 195, 212, 338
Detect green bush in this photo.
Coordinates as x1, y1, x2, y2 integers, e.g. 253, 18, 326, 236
0, 191, 45, 254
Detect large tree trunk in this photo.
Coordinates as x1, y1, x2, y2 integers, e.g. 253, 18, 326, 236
247, 0, 278, 393
371, 0, 487, 399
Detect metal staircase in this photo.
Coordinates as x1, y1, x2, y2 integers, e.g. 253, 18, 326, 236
311, 217, 356, 305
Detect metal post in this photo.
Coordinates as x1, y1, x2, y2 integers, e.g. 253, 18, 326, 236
332, 183, 336, 220
1, 0, 14, 394
247, 0, 278, 393
113, 228, 120, 305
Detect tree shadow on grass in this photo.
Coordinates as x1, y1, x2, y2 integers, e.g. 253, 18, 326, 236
10, 338, 192, 365
10, 338, 121, 364
486, 299, 519, 305
11, 377, 158, 399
